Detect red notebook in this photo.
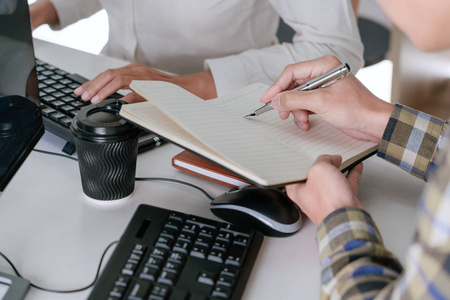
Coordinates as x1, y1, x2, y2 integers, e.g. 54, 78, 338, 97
171, 151, 251, 188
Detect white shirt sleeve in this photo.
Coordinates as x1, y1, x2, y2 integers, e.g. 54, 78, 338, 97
49, 0, 102, 30
205, 0, 364, 96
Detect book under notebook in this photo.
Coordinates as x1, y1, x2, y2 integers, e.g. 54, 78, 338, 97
120, 81, 378, 187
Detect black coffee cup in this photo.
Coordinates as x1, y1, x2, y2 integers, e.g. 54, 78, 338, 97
70, 99, 139, 201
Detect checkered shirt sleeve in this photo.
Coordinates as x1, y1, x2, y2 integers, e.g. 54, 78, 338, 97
377, 103, 447, 180
317, 114, 450, 299
317, 208, 402, 299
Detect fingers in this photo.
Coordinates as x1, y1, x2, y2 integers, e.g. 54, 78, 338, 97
260, 55, 342, 104
75, 69, 134, 104
291, 109, 311, 131
74, 63, 147, 104
120, 92, 147, 104
271, 89, 325, 116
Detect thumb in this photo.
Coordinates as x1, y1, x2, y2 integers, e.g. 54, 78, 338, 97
346, 163, 363, 193
314, 154, 343, 168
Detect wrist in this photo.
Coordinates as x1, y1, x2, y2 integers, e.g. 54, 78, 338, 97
176, 71, 217, 100
366, 101, 394, 143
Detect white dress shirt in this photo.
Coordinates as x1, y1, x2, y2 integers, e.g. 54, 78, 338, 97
50, 0, 363, 96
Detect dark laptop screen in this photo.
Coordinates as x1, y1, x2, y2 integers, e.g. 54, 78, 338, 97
0, 0, 44, 191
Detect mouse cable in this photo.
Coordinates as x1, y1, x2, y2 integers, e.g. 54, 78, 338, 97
135, 177, 215, 201
33, 148, 215, 201
0, 240, 118, 293
33, 148, 79, 162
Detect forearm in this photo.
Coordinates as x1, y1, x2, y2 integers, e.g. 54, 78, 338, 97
47, 0, 102, 30
205, 0, 363, 96
29, 0, 59, 29
176, 70, 217, 100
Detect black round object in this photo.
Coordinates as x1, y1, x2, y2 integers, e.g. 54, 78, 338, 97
70, 99, 140, 201
0, 95, 40, 137
70, 99, 139, 143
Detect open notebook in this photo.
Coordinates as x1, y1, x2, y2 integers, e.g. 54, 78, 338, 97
120, 81, 378, 187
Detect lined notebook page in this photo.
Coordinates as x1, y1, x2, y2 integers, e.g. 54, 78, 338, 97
125, 81, 377, 185
208, 85, 378, 166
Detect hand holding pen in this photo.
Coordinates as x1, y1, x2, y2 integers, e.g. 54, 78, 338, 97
245, 63, 350, 118
256, 56, 394, 143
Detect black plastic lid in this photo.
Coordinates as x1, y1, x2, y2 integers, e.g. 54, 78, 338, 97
70, 99, 139, 143
0, 95, 41, 137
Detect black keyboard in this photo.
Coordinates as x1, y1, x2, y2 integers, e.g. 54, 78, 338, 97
36, 58, 99, 147
89, 204, 264, 300
35, 58, 161, 155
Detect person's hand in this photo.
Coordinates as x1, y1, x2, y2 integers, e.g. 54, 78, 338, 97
73, 63, 218, 103
260, 55, 394, 143
286, 155, 365, 226
29, 0, 59, 30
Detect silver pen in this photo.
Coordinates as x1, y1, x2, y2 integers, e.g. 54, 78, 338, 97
244, 63, 351, 118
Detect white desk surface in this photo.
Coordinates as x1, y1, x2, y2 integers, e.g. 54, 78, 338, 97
0, 39, 425, 300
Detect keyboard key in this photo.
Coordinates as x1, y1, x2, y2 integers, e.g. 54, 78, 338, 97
150, 248, 169, 260
49, 100, 65, 108
207, 248, 226, 263
42, 87, 56, 94
115, 276, 130, 287
41, 106, 56, 117
145, 256, 163, 270
190, 244, 209, 259
49, 111, 65, 122
149, 283, 171, 300
60, 104, 75, 114
59, 116, 72, 127
50, 74, 64, 81
139, 266, 159, 282
178, 230, 196, 243
165, 219, 183, 231
162, 261, 182, 274
220, 266, 239, 278
216, 275, 235, 287
212, 240, 230, 251
41, 95, 56, 103
122, 262, 138, 276
167, 252, 186, 264
212, 285, 232, 299
157, 270, 178, 286
132, 244, 147, 255
160, 226, 179, 240
43, 79, 56, 85
173, 240, 191, 254
197, 271, 216, 286
233, 235, 250, 247
194, 235, 213, 248
168, 212, 185, 222
155, 235, 174, 250
61, 95, 76, 103
127, 280, 152, 300
186, 215, 219, 230
225, 244, 246, 267
128, 252, 143, 264
220, 224, 252, 237
51, 83, 65, 89
110, 285, 126, 298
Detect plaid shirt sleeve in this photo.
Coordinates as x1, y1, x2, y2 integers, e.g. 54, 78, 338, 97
317, 106, 450, 299
377, 103, 447, 180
